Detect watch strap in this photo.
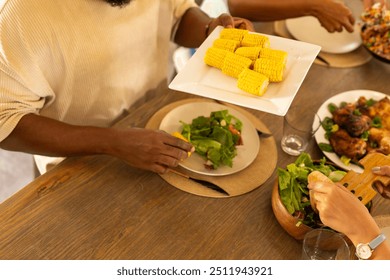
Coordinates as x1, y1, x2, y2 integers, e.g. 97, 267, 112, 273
369, 233, 387, 250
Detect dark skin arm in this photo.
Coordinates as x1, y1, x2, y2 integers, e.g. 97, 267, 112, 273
0, 114, 193, 174
227, 0, 355, 33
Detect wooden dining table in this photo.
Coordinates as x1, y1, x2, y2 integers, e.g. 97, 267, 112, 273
1, 22, 390, 260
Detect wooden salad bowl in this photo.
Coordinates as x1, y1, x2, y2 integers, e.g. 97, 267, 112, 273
271, 178, 312, 241
271, 154, 386, 241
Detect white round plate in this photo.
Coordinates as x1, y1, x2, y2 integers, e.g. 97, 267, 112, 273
314, 90, 387, 173
286, 16, 362, 54
159, 102, 260, 176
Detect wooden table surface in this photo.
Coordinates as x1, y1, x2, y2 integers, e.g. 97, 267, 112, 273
1, 23, 389, 260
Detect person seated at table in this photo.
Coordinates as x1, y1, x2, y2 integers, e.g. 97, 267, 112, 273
226, 0, 358, 33
0, 0, 254, 174
308, 165, 390, 260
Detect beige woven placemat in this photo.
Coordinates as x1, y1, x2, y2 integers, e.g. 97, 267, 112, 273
374, 214, 390, 229
145, 98, 277, 198
274, 20, 372, 68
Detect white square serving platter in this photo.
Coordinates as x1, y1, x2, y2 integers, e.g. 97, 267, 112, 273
169, 26, 321, 116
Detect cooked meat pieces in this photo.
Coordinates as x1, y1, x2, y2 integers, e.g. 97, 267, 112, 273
369, 127, 390, 154
332, 104, 371, 137
366, 97, 390, 129
329, 129, 367, 160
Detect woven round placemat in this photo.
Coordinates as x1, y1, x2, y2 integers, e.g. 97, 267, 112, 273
145, 98, 278, 198
274, 20, 372, 68
374, 214, 390, 229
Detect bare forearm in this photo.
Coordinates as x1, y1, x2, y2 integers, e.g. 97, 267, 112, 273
0, 113, 114, 157
227, 0, 314, 21
174, 7, 211, 48
0, 113, 194, 174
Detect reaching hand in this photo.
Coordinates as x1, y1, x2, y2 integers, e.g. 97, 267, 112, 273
308, 180, 376, 241
109, 127, 194, 174
372, 165, 390, 176
372, 166, 390, 199
206, 13, 254, 37
313, 0, 355, 32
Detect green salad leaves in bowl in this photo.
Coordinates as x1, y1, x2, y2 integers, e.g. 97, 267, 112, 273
271, 153, 348, 240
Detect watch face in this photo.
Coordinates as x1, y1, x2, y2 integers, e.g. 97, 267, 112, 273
357, 243, 372, 259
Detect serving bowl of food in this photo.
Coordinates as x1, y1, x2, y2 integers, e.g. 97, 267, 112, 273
360, 3, 390, 63
271, 152, 377, 240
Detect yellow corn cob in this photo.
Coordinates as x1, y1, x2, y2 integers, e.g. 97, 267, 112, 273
212, 38, 240, 52
221, 52, 252, 78
204, 47, 228, 69
171, 132, 192, 157
219, 28, 249, 41
259, 48, 288, 65
235, 46, 262, 60
241, 33, 270, 48
253, 57, 285, 82
237, 68, 269, 96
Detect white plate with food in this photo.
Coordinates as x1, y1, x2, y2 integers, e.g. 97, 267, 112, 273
169, 26, 320, 116
314, 89, 388, 173
159, 102, 260, 176
286, 16, 362, 54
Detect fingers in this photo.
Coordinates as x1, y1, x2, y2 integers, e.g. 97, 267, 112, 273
212, 15, 254, 32
216, 13, 234, 29
372, 166, 390, 176
233, 18, 255, 31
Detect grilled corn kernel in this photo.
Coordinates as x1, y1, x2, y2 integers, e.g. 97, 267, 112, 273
219, 28, 249, 41
235, 46, 262, 60
237, 68, 269, 96
212, 38, 240, 52
259, 48, 288, 65
204, 47, 228, 69
241, 33, 270, 48
253, 57, 285, 82
222, 52, 252, 78
171, 132, 192, 157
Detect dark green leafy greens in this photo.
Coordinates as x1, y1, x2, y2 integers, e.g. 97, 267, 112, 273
277, 153, 346, 228
180, 110, 243, 169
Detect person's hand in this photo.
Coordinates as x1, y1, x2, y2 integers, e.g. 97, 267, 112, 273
109, 127, 194, 174
206, 13, 255, 37
308, 181, 377, 241
313, 0, 355, 32
372, 165, 390, 176
372, 165, 390, 199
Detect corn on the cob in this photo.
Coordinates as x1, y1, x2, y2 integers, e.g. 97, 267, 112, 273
222, 52, 252, 78
235, 46, 262, 60
219, 28, 249, 41
171, 132, 192, 157
237, 68, 269, 96
259, 48, 288, 65
212, 38, 240, 52
253, 57, 285, 82
204, 47, 228, 69
241, 33, 270, 48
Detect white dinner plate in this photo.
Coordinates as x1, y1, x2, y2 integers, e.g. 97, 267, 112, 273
286, 16, 362, 54
169, 26, 320, 116
159, 102, 260, 176
314, 89, 388, 173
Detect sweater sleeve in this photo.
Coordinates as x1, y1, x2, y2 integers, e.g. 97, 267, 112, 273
0, 6, 54, 142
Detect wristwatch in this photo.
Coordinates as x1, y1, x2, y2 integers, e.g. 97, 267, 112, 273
355, 233, 387, 260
